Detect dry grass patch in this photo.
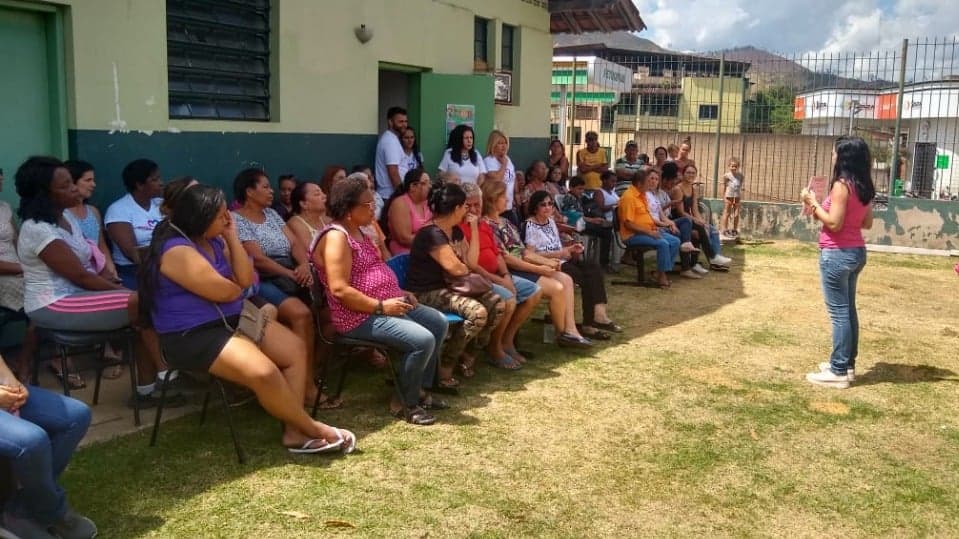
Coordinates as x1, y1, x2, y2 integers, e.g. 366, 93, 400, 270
63, 240, 959, 537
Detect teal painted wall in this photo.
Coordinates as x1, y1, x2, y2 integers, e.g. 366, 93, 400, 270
510, 137, 550, 173
409, 73, 495, 170
68, 130, 376, 208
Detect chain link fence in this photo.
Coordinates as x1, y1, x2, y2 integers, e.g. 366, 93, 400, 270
552, 37, 959, 202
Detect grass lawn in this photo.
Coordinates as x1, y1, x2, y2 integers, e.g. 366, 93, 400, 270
63, 240, 959, 537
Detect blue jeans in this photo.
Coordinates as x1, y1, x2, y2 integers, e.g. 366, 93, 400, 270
0, 386, 91, 524
819, 247, 867, 375
342, 304, 448, 406
673, 216, 693, 242
625, 232, 679, 272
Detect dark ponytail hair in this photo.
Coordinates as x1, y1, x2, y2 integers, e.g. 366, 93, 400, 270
138, 185, 226, 325
427, 179, 466, 217
832, 136, 876, 205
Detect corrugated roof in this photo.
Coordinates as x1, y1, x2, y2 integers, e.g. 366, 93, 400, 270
549, 0, 646, 34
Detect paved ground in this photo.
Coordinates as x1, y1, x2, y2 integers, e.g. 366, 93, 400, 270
32, 366, 201, 447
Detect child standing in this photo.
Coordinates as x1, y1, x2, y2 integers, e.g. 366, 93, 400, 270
721, 157, 744, 238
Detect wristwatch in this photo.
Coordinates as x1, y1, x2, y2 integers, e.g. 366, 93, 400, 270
374, 300, 383, 314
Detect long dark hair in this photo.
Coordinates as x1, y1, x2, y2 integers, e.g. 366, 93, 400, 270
427, 179, 466, 217
138, 185, 227, 325
832, 136, 876, 204
15, 155, 66, 224
403, 128, 424, 169
379, 168, 426, 231
447, 125, 478, 167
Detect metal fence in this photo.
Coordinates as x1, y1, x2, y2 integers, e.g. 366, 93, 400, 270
552, 37, 959, 202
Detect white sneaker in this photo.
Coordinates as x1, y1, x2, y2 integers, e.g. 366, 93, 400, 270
710, 254, 732, 266
692, 263, 709, 275
679, 241, 700, 253
806, 370, 850, 389
680, 269, 702, 279
819, 362, 855, 383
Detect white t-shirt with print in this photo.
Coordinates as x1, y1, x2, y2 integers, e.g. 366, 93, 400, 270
104, 193, 163, 265
523, 218, 566, 261
438, 149, 487, 184
398, 150, 424, 183
374, 129, 404, 199
18, 212, 95, 313
483, 155, 516, 210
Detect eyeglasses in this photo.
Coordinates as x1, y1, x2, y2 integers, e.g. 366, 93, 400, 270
360, 200, 376, 210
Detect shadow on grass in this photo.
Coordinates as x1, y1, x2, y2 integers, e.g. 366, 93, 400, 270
854, 362, 959, 386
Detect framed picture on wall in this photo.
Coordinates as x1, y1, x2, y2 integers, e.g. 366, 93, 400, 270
494, 72, 512, 105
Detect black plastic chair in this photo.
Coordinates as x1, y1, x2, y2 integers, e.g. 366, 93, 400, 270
32, 326, 140, 425
150, 368, 246, 464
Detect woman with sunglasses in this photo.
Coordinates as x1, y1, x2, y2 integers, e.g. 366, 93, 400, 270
523, 190, 620, 340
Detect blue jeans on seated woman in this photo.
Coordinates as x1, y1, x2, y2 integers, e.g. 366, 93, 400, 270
819, 247, 867, 376
342, 304, 448, 406
625, 231, 680, 273
0, 386, 91, 525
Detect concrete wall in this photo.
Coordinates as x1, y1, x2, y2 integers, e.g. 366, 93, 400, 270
720, 198, 959, 250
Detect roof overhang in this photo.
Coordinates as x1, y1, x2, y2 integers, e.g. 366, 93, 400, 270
549, 0, 646, 34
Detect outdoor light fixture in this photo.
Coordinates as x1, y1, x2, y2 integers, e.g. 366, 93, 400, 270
355, 24, 373, 44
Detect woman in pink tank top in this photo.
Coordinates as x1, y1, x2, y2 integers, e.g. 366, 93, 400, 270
312, 174, 449, 426
800, 136, 875, 389
386, 168, 432, 255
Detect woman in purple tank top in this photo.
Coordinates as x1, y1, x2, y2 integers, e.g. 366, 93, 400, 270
801, 136, 876, 389
140, 185, 356, 454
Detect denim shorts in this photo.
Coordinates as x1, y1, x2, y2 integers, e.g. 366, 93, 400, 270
491, 276, 541, 304
257, 280, 291, 306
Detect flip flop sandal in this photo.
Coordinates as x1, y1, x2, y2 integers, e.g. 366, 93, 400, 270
287, 437, 342, 454
103, 364, 125, 380
335, 428, 357, 454
504, 349, 527, 364
592, 321, 623, 333
419, 396, 450, 410
437, 377, 460, 389
488, 355, 522, 370
579, 327, 611, 341
457, 362, 476, 378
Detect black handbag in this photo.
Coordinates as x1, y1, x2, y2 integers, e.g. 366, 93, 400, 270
444, 272, 492, 297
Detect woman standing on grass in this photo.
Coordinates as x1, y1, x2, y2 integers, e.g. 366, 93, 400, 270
801, 136, 875, 389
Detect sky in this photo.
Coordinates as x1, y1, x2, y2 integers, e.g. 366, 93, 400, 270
632, 0, 959, 54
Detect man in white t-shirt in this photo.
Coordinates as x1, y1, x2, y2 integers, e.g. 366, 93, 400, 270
374, 106, 408, 199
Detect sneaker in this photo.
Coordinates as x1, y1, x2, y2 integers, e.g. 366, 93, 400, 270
679, 241, 700, 253
50, 509, 97, 539
805, 370, 850, 389
692, 263, 709, 275
2, 512, 57, 539
680, 269, 702, 279
710, 254, 732, 266
819, 362, 855, 383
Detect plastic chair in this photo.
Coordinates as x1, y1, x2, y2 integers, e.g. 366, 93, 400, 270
385, 254, 464, 324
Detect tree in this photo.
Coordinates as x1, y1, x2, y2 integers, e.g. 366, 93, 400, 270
744, 86, 801, 134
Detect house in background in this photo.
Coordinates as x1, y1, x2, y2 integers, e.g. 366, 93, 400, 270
794, 79, 959, 198
0, 0, 644, 208
551, 31, 750, 156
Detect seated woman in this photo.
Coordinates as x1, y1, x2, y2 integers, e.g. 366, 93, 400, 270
460, 182, 543, 368
0, 354, 97, 539
385, 168, 432, 256
618, 168, 680, 289
15, 156, 174, 407
312, 176, 448, 426
406, 181, 505, 388
230, 168, 317, 401
643, 169, 702, 280
671, 164, 732, 268
0, 168, 37, 383
524, 190, 621, 339
140, 184, 354, 453
104, 158, 164, 290
287, 181, 330, 249
481, 181, 592, 348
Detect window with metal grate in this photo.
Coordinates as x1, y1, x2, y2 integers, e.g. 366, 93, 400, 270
166, 0, 271, 121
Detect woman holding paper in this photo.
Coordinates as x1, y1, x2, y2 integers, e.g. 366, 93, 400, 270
801, 136, 875, 389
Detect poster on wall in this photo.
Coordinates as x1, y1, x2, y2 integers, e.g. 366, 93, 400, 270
445, 104, 475, 140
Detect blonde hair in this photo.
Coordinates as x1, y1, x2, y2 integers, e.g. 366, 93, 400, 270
727, 156, 741, 166
481, 180, 507, 215
486, 129, 509, 156
666, 143, 679, 156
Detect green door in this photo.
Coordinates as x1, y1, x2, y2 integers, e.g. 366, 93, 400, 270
408, 73, 495, 171
0, 5, 63, 208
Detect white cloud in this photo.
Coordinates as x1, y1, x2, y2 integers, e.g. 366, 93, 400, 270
632, 0, 959, 54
